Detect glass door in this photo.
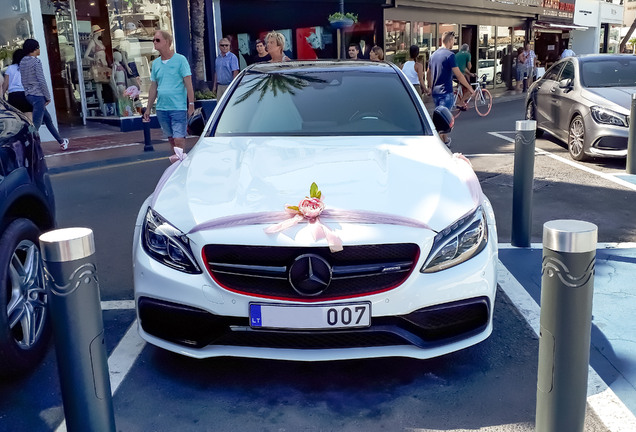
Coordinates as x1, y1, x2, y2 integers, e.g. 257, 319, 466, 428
41, 0, 86, 125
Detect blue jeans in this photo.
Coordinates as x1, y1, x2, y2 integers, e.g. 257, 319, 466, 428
156, 110, 187, 139
433, 93, 455, 111
26, 95, 63, 144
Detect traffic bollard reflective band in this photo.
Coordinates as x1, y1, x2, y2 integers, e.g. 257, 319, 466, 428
627, 93, 636, 175
511, 119, 536, 247
536, 220, 598, 432
39, 228, 116, 432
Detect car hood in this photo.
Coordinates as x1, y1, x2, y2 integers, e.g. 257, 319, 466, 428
151, 136, 482, 234
583, 87, 636, 113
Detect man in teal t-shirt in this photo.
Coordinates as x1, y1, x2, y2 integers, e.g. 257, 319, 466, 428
143, 30, 195, 151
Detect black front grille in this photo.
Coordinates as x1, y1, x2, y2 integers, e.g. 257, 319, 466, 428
203, 244, 420, 300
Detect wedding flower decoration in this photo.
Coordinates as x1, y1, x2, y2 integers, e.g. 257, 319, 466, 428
265, 182, 343, 252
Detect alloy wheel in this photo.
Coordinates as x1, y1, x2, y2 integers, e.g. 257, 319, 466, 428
568, 116, 587, 161
6, 239, 47, 349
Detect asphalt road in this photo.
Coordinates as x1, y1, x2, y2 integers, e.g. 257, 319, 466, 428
2, 96, 632, 431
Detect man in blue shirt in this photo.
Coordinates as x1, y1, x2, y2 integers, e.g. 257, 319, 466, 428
213, 38, 239, 99
427, 31, 473, 145
143, 30, 194, 151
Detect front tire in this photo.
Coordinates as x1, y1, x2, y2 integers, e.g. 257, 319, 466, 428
568, 115, 588, 161
0, 219, 51, 377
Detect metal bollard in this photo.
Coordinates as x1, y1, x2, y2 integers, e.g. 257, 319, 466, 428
141, 108, 154, 152
627, 93, 636, 175
511, 119, 536, 247
536, 220, 597, 432
39, 228, 116, 432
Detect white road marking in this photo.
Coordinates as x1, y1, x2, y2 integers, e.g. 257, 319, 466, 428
45, 142, 142, 158
498, 254, 636, 431
487, 131, 636, 192
101, 300, 135, 310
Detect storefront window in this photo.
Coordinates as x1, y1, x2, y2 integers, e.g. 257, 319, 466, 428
412, 22, 435, 67
438, 24, 458, 51
106, 0, 173, 117
0, 0, 33, 69
478, 26, 495, 87
385, 20, 410, 65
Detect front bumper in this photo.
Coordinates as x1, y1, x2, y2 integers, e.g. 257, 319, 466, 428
585, 113, 629, 158
132, 199, 498, 361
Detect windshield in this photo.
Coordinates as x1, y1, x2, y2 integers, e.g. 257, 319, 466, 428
580, 58, 636, 88
211, 69, 428, 136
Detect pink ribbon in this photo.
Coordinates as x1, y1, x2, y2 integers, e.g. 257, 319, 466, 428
264, 213, 343, 253
150, 147, 187, 208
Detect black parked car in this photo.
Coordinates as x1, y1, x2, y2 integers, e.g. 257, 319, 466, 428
0, 97, 56, 376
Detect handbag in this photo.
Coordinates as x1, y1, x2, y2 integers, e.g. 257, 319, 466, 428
91, 65, 111, 83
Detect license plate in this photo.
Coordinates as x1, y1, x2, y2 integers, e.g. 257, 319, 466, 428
249, 302, 371, 330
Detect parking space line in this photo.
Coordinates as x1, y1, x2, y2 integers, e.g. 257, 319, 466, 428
101, 300, 135, 310
498, 259, 636, 431
487, 132, 636, 192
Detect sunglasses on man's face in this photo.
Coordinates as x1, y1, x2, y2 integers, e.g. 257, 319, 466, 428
154, 38, 162, 42
219, 44, 229, 47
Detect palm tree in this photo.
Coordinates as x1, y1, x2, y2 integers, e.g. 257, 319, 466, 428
189, 0, 206, 89
233, 73, 327, 104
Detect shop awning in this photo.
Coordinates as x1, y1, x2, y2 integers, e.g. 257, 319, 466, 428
534, 22, 589, 31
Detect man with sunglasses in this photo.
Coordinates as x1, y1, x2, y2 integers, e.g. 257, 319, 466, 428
213, 38, 239, 99
143, 30, 194, 151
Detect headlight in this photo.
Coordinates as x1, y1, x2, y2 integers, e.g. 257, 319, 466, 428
141, 207, 201, 274
421, 206, 488, 273
590, 106, 628, 127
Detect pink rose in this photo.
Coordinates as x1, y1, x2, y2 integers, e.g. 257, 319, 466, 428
298, 197, 324, 220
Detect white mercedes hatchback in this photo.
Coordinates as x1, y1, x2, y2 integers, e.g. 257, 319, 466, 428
133, 61, 498, 361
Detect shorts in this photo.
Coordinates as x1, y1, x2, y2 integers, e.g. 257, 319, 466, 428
156, 110, 187, 139
433, 93, 455, 111
7, 91, 33, 113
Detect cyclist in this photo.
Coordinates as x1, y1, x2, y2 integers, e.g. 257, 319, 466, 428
427, 31, 473, 145
454, 44, 475, 110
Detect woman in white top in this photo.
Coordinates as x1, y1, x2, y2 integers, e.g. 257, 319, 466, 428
401, 45, 428, 98
2, 49, 33, 120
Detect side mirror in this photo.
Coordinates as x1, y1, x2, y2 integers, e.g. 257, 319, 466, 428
559, 78, 573, 90
187, 107, 206, 136
433, 106, 454, 134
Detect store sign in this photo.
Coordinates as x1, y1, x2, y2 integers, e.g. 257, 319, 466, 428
574, 0, 599, 27
540, 0, 575, 21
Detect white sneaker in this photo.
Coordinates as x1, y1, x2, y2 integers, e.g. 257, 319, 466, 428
60, 138, 69, 151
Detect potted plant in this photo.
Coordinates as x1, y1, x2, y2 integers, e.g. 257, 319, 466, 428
328, 12, 358, 29
194, 89, 218, 119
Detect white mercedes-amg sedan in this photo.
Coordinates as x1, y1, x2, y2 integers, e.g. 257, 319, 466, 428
133, 61, 498, 361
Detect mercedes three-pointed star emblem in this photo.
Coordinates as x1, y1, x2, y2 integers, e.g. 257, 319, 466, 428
288, 254, 332, 296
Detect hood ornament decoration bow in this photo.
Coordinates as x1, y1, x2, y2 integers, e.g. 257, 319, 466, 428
264, 182, 343, 253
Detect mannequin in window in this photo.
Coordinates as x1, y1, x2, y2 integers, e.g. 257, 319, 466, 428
58, 35, 75, 63
112, 29, 141, 87
84, 24, 107, 67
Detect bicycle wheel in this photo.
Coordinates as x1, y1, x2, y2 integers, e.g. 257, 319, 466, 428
475, 89, 492, 116
451, 89, 462, 118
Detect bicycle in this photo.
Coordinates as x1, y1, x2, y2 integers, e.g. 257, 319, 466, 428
452, 74, 493, 118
